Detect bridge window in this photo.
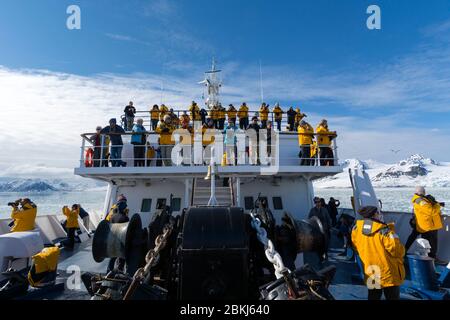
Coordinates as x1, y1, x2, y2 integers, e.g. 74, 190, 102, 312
141, 199, 152, 212
156, 198, 167, 209
272, 197, 283, 210
171, 197, 181, 212
244, 197, 254, 210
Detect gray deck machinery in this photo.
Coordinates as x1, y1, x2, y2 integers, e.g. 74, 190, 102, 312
84, 200, 336, 300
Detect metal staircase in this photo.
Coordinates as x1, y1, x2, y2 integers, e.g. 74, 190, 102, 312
191, 177, 234, 206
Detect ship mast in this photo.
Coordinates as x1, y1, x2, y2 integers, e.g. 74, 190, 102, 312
199, 58, 222, 109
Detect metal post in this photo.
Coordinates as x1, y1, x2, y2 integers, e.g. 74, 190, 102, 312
207, 147, 218, 206
333, 138, 338, 166
317, 144, 321, 167
236, 176, 241, 207
184, 178, 190, 208
80, 138, 86, 167
100, 134, 104, 167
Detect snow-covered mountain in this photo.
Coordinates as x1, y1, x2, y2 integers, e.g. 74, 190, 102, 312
0, 177, 106, 193
315, 154, 450, 189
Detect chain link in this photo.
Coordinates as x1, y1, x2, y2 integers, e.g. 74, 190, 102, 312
123, 223, 173, 300
249, 212, 290, 279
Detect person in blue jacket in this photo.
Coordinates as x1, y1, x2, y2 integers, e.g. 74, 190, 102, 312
131, 118, 147, 167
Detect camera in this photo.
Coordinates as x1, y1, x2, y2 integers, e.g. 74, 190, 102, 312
439, 202, 445, 207
7, 200, 20, 207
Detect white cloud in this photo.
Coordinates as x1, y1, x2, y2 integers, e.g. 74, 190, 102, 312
1, 41, 450, 178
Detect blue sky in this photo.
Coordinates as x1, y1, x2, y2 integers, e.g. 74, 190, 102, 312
0, 0, 450, 170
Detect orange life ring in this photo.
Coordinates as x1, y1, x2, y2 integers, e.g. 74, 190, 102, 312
85, 148, 94, 167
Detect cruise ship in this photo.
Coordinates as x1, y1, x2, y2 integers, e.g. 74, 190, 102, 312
0, 62, 449, 301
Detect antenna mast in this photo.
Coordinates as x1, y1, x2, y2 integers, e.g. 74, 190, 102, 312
199, 58, 222, 109
259, 60, 264, 103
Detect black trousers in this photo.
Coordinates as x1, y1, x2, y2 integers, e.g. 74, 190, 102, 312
299, 146, 311, 166
66, 228, 76, 249
288, 120, 295, 131
275, 120, 281, 131
151, 119, 159, 131
319, 147, 334, 166
218, 119, 225, 130
368, 286, 400, 300
261, 120, 267, 129
133, 144, 145, 167
239, 117, 248, 129
93, 146, 101, 167
405, 228, 438, 258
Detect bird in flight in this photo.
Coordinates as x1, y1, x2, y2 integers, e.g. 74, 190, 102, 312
390, 149, 401, 154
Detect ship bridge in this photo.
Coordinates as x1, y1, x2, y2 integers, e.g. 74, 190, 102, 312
75, 124, 342, 225
75, 128, 342, 181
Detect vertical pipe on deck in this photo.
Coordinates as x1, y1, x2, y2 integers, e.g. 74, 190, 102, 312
236, 177, 241, 207
184, 178, 190, 209
333, 138, 338, 166
80, 138, 86, 167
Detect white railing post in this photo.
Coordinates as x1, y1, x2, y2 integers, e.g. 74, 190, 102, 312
100, 134, 105, 167
144, 134, 148, 167
80, 138, 86, 167
333, 137, 338, 166
236, 176, 241, 207
317, 144, 321, 167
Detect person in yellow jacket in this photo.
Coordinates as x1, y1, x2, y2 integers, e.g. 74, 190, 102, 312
150, 104, 160, 131
316, 119, 337, 166
259, 103, 269, 129
238, 102, 249, 129
188, 101, 202, 122
155, 115, 176, 166
294, 108, 306, 129
202, 117, 217, 165
272, 104, 283, 131
159, 104, 169, 121
28, 246, 60, 287
62, 204, 80, 250
297, 120, 314, 166
351, 206, 405, 300
405, 186, 445, 263
227, 104, 237, 125
9, 198, 37, 232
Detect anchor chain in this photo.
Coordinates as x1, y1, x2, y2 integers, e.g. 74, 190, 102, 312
249, 212, 290, 279
123, 223, 173, 300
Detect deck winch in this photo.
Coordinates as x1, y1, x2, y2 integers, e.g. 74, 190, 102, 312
86, 204, 335, 300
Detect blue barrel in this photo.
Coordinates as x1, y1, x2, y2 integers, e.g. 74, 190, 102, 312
407, 255, 438, 291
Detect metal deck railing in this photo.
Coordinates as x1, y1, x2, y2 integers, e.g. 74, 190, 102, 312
78, 130, 339, 169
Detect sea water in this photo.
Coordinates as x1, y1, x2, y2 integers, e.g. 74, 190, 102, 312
316, 187, 450, 214
0, 191, 105, 219
0, 188, 449, 219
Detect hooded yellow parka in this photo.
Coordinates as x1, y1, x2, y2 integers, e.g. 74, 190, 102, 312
352, 219, 405, 288
259, 105, 269, 121
156, 122, 176, 145
10, 202, 37, 232
238, 104, 249, 118
411, 194, 443, 233
316, 125, 335, 146
298, 123, 314, 145
273, 106, 283, 120
63, 206, 79, 229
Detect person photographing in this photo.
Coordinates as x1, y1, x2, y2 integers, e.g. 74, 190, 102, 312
405, 186, 446, 264
8, 198, 37, 232
62, 204, 80, 250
